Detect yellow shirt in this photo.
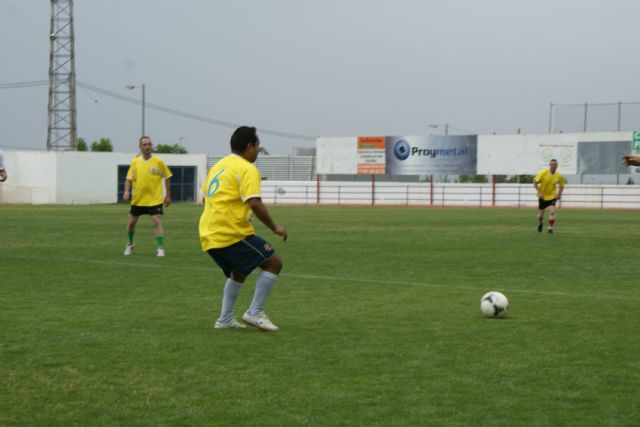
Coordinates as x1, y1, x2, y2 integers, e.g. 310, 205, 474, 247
534, 169, 566, 201
199, 154, 262, 250
126, 155, 172, 206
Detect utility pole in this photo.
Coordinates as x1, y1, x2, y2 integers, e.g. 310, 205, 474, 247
126, 84, 146, 137
47, 0, 77, 151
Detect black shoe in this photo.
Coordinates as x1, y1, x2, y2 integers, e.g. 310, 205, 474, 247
547, 228, 553, 234
537, 223, 543, 232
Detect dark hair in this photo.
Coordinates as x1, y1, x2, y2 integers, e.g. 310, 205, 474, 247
230, 126, 258, 154
139, 136, 151, 144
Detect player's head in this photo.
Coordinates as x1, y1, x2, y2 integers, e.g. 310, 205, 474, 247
139, 136, 153, 154
549, 158, 558, 173
231, 126, 260, 162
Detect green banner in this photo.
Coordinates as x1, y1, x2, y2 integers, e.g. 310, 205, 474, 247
633, 131, 640, 151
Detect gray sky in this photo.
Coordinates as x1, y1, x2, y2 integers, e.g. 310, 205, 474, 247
1, 0, 639, 156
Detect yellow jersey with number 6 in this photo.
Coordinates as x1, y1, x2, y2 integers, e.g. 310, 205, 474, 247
199, 154, 262, 250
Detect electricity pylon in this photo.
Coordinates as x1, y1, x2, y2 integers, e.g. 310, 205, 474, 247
47, 0, 77, 151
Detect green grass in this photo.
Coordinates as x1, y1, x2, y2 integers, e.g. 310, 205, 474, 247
1, 204, 639, 426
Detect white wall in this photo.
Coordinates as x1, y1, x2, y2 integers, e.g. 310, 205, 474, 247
0, 150, 57, 203
0, 149, 208, 204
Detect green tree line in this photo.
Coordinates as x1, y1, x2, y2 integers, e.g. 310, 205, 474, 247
75, 139, 188, 154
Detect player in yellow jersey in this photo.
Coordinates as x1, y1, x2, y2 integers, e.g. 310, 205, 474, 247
533, 159, 565, 234
199, 126, 287, 331
123, 136, 172, 256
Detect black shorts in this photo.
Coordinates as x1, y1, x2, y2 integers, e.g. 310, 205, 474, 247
207, 235, 276, 277
130, 204, 164, 216
538, 198, 557, 210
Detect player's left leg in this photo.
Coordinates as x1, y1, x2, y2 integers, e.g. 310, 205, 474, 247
548, 204, 557, 233
150, 214, 165, 256
248, 254, 283, 314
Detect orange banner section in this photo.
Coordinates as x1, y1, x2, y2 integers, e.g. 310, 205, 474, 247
357, 136, 385, 149
357, 136, 386, 174
357, 164, 386, 174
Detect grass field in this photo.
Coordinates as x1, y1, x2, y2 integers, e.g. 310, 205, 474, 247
1, 203, 639, 426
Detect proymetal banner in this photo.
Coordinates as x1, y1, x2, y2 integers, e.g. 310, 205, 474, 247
385, 135, 477, 175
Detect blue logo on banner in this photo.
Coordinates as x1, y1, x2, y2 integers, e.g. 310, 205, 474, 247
394, 140, 410, 160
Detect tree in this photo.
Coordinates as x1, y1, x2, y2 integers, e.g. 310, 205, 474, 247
494, 175, 535, 183
75, 138, 88, 151
458, 175, 488, 183
90, 138, 113, 152
154, 143, 188, 154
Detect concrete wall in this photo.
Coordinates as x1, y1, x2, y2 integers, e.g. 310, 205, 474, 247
0, 149, 208, 204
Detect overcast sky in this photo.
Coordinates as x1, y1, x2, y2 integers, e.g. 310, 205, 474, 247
1, 0, 639, 156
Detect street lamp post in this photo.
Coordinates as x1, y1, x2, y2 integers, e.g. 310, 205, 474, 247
428, 123, 449, 135
126, 83, 146, 138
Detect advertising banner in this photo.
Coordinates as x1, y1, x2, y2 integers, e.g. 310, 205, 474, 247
631, 130, 640, 174
357, 136, 386, 174
316, 137, 357, 174
385, 135, 477, 175
477, 134, 578, 175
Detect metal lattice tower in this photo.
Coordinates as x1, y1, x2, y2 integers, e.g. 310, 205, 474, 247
47, 0, 77, 151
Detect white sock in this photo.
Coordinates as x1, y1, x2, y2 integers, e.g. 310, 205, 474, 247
218, 278, 242, 323
248, 271, 278, 316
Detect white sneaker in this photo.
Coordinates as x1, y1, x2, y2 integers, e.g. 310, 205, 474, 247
157, 248, 165, 257
242, 312, 279, 332
214, 319, 247, 329
124, 244, 135, 256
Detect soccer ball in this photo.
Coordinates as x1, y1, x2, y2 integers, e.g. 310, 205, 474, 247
480, 291, 509, 317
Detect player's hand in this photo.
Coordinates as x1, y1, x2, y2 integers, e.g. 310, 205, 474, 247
622, 155, 631, 166
273, 225, 287, 241
123, 191, 130, 201
164, 196, 171, 208
556, 194, 562, 201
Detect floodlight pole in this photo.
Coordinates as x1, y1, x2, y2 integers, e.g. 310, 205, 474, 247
126, 83, 146, 138
428, 123, 449, 135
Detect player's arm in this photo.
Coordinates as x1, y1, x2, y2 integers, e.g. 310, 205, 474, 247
556, 182, 564, 200
247, 197, 287, 241
533, 179, 542, 198
164, 177, 171, 207
162, 162, 173, 207
123, 178, 132, 201
622, 155, 640, 166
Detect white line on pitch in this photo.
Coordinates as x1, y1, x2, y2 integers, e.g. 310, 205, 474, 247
2, 254, 637, 302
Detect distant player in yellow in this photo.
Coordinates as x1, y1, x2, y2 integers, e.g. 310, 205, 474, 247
199, 126, 287, 332
533, 159, 565, 234
123, 136, 172, 256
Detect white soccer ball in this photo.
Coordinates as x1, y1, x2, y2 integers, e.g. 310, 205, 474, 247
480, 291, 509, 317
